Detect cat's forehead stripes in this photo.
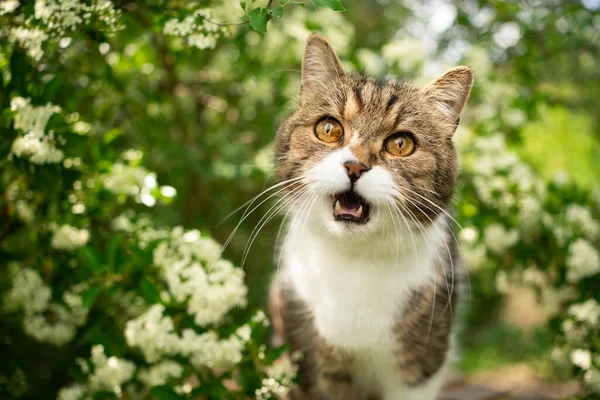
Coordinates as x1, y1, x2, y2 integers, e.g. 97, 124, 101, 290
342, 88, 362, 119
337, 76, 421, 133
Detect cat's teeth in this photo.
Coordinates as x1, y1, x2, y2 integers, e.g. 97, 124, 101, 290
356, 205, 363, 217
334, 200, 342, 213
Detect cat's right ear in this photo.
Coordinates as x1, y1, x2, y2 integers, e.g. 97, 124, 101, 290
301, 34, 344, 93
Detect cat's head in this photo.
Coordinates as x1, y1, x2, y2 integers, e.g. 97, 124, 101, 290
274, 34, 473, 241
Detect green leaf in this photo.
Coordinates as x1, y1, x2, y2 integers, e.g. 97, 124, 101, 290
239, 0, 246, 10
139, 278, 162, 304
249, 7, 269, 33
78, 247, 105, 274
151, 386, 184, 400
312, 0, 345, 11
270, 6, 283, 19
203, 381, 230, 398
82, 284, 102, 309
106, 234, 122, 270
240, 14, 250, 22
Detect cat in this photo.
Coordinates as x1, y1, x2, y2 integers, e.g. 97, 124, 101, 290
268, 34, 473, 400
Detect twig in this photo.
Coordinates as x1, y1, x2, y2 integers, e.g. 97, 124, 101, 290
197, 15, 249, 27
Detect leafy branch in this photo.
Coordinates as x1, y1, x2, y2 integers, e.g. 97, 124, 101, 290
198, 0, 345, 33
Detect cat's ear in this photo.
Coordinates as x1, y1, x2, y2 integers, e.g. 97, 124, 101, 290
421, 66, 474, 124
301, 33, 344, 93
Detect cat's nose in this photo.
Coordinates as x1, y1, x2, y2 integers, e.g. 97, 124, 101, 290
343, 161, 370, 182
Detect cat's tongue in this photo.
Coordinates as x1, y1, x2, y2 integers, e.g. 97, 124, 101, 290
333, 194, 364, 218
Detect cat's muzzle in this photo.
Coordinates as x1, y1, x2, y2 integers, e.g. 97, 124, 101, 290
331, 190, 371, 224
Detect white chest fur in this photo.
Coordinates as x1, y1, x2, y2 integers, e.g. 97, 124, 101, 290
281, 217, 449, 399
284, 222, 440, 350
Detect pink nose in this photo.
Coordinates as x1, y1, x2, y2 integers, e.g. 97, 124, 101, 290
344, 162, 370, 181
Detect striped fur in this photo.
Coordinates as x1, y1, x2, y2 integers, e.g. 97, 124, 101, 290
270, 34, 473, 400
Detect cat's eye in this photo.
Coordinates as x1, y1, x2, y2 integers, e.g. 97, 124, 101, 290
314, 117, 344, 143
384, 132, 416, 157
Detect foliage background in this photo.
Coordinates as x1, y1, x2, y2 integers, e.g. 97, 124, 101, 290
1, 0, 600, 399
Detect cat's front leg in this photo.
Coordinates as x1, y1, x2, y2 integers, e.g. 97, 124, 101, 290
313, 337, 362, 400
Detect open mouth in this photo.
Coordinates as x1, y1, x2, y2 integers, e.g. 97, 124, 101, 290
331, 190, 371, 224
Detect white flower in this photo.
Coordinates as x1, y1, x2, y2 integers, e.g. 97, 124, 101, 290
163, 14, 220, 49
125, 306, 249, 371
256, 357, 298, 400
5, 269, 88, 345
51, 225, 90, 250
252, 310, 270, 327
152, 230, 247, 326
571, 349, 592, 370
566, 239, 600, 282
4, 267, 51, 315
566, 204, 600, 239
183, 329, 246, 370
15, 200, 35, 223
0, 1, 20, 15
138, 361, 183, 387
33, 0, 122, 37
163, 16, 197, 36
187, 33, 218, 49
569, 299, 600, 326
57, 383, 87, 400
483, 224, 519, 254
124, 304, 180, 363
23, 305, 78, 346
111, 214, 134, 232
584, 368, 600, 394
9, 97, 64, 164
11, 135, 65, 164
518, 196, 542, 234
10, 27, 49, 61
88, 345, 135, 394
102, 162, 156, 199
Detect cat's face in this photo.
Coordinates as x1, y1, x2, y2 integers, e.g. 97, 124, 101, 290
275, 34, 473, 241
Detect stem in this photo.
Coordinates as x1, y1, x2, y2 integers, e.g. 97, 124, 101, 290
198, 15, 249, 27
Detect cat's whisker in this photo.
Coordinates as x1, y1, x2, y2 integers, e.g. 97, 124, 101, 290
395, 184, 463, 229
274, 189, 316, 281
390, 201, 419, 270
272, 190, 312, 321
384, 203, 402, 273
399, 195, 456, 319
240, 184, 308, 270
210, 179, 306, 273
218, 176, 305, 225
394, 191, 471, 304
301, 189, 322, 233
394, 200, 441, 347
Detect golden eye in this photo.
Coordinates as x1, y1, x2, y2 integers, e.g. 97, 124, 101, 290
314, 117, 344, 143
385, 132, 416, 157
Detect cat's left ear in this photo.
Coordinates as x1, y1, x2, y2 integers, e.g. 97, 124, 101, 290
421, 66, 474, 126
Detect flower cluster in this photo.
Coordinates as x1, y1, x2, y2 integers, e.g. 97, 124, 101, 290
34, 0, 122, 37
566, 239, 600, 282
10, 97, 64, 164
50, 224, 90, 251
152, 229, 247, 326
7, 0, 121, 61
57, 345, 136, 399
102, 152, 175, 207
559, 299, 600, 393
163, 8, 226, 50
4, 267, 88, 345
256, 356, 299, 400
